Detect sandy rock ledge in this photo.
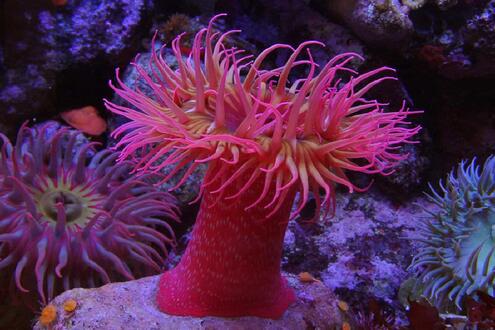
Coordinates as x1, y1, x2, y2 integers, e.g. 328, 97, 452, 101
33, 273, 342, 330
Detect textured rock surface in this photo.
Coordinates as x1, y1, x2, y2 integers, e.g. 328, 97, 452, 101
317, 192, 429, 302
37, 0, 151, 66
0, 0, 151, 137
283, 189, 435, 326
323, 0, 495, 78
376, 144, 430, 198
33, 273, 343, 330
325, 0, 414, 48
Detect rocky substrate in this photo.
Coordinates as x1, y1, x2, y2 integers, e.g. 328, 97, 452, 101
282, 189, 437, 327
33, 273, 342, 330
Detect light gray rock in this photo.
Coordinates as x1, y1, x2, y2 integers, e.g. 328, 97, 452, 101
33, 273, 343, 330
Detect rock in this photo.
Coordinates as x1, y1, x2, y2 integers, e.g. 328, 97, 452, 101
33, 273, 343, 330
322, 0, 495, 78
37, 0, 151, 66
375, 144, 430, 199
325, 0, 414, 49
0, 0, 152, 136
409, 0, 495, 79
462, 0, 495, 75
282, 189, 436, 327
223, 0, 368, 68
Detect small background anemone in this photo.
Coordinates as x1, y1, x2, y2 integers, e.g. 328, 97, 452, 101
0, 123, 179, 308
410, 155, 495, 311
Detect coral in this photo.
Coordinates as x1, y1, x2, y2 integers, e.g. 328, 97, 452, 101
406, 0, 495, 78
402, 0, 459, 10
106, 14, 420, 318
402, 0, 428, 10
0, 0, 152, 149
410, 156, 495, 310
325, 0, 494, 74
0, 123, 179, 307
309, 191, 432, 327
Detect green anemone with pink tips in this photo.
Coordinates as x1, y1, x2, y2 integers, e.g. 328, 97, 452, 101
0, 123, 179, 307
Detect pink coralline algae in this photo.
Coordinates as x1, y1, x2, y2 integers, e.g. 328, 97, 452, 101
0, 123, 179, 307
106, 14, 421, 319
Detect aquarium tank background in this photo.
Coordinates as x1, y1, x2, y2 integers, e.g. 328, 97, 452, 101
0, 1, 494, 329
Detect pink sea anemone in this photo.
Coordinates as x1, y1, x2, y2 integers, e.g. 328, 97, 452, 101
105, 14, 420, 319
0, 123, 179, 307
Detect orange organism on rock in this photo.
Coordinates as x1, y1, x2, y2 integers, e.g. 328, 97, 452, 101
39, 304, 57, 327
63, 299, 77, 313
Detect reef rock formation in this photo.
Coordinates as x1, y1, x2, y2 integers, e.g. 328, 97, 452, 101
0, 0, 152, 137
32, 273, 342, 330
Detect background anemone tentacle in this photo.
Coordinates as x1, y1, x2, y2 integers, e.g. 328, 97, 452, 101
0, 123, 179, 307
105, 13, 421, 219
410, 156, 495, 310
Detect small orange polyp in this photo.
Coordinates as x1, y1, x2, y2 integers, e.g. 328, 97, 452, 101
39, 304, 57, 326
63, 299, 77, 313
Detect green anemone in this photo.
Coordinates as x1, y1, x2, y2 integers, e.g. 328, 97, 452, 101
411, 155, 495, 310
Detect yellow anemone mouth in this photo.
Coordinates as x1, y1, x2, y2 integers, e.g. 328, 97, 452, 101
34, 179, 103, 227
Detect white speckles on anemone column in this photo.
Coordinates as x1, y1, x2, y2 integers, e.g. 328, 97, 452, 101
157, 164, 297, 318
